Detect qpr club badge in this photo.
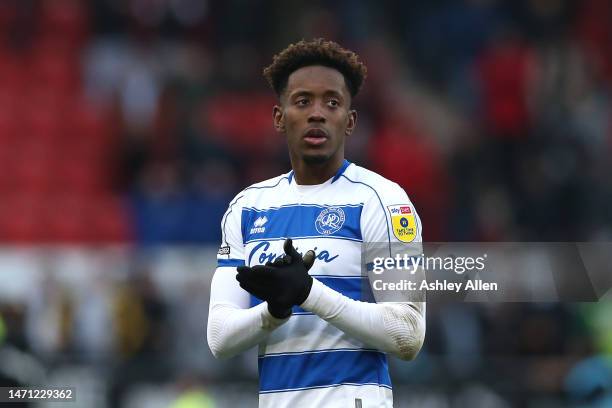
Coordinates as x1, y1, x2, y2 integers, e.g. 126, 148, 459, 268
315, 207, 345, 235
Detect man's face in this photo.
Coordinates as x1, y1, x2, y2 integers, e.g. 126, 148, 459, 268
274, 65, 356, 165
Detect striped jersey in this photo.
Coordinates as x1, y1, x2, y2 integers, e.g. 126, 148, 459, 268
216, 160, 422, 408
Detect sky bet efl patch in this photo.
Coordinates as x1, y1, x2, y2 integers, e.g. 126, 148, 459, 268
387, 204, 417, 242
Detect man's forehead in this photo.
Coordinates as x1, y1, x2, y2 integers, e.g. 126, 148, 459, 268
285, 65, 349, 96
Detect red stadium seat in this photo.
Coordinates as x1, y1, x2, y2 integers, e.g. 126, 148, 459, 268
0, 103, 19, 144
89, 197, 132, 242
26, 46, 81, 93
52, 158, 108, 195
0, 148, 16, 194
0, 52, 24, 92
68, 99, 115, 145
20, 106, 65, 144
38, 0, 89, 48
42, 195, 131, 242
10, 148, 54, 194
202, 92, 282, 155
0, 194, 47, 242
43, 194, 89, 242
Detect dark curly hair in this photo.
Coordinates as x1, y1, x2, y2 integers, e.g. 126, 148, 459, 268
263, 38, 367, 99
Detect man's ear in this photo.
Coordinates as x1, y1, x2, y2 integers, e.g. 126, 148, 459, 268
345, 109, 357, 136
273, 105, 285, 133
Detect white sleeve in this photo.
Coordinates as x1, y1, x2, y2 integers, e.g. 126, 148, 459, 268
301, 279, 425, 360
301, 182, 426, 360
207, 267, 289, 359
206, 194, 289, 359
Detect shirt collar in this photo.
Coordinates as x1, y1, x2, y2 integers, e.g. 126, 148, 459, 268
287, 159, 351, 185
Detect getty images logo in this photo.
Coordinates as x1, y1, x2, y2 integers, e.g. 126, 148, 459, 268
250, 216, 268, 234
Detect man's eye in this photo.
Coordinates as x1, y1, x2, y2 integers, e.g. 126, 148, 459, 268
296, 99, 309, 106
328, 100, 339, 107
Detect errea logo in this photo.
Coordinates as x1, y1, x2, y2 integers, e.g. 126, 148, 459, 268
250, 216, 268, 234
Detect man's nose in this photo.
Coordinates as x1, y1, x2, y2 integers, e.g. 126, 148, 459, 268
308, 102, 326, 122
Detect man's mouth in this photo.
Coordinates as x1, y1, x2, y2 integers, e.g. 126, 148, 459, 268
303, 128, 328, 146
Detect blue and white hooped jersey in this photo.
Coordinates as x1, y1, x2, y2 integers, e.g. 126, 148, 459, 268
217, 160, 422, 408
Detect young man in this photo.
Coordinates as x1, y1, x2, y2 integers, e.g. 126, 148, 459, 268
207, 39, 425, 408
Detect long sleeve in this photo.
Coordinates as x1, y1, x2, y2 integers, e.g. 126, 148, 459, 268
207, 190, 289, 359
301, 278, 426, 360
207, 266, 289, 359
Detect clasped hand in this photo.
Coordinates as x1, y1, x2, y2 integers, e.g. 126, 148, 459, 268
236, 238, 316, 318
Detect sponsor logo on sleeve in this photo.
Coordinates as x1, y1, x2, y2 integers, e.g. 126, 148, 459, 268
388, 204, 417, 242
218, 246, 231, 255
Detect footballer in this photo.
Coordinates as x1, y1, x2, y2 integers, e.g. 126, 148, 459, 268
207, 39, 425, 408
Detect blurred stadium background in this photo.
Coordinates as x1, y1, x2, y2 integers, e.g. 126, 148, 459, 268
0, 0, 611, 406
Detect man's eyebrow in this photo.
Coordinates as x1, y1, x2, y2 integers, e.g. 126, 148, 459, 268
288, 89, 345, 99
289, 90, 313, 98
324, 90, 344, 99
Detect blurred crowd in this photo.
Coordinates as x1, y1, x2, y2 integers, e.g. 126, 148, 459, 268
0, 0, 611, 406
0, 0, 610, 244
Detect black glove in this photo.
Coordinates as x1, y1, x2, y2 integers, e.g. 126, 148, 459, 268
236, 238, 316, 318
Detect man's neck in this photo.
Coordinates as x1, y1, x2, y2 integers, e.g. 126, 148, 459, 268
291, 157, 344, 185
